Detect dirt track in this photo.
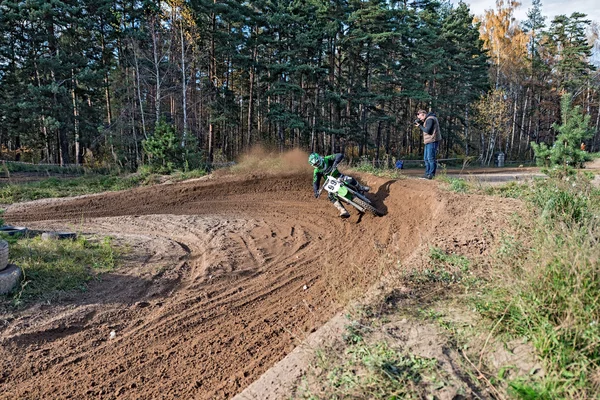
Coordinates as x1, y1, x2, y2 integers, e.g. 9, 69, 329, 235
0, 168, 521, 399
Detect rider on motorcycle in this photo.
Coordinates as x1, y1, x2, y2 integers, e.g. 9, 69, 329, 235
309, 152, 370, 218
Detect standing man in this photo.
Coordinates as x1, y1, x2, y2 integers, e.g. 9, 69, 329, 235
415, 109, 442, 179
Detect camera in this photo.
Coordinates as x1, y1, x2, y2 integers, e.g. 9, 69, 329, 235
414, 119, 421, 126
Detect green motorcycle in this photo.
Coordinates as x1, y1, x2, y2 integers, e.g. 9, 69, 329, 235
319, 176, 384, 216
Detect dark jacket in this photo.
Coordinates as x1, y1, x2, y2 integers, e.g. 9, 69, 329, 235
418, 112, 442, 144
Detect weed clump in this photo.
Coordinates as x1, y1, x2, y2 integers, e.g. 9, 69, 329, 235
477, 174, 600, 398
301, 334, 439, 399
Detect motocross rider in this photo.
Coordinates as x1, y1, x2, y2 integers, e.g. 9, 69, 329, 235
309, 152, 370, 218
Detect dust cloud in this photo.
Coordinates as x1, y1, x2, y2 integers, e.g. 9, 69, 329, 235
229, 146, 310, 175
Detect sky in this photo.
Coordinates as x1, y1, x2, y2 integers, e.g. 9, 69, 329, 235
453, 0, 600, 64
453, 0, 600, 25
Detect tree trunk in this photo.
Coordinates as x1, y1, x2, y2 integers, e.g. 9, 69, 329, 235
375, 120, 382, 162
464, 106, 470, 156
311, 86, 319, 152
518, 88, 529, 158
593, 95, 600, 152
208, 2, 217, 163
509, 91, 518, 157
151, 16, 162, 124
180, 12, 188, 145
71, 70, 80, 164
132, 42, 148, 140
247, 28, 257, 149
100, 22, 113, 129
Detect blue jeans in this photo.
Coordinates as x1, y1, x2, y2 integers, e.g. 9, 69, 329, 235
424, 141, 439, 177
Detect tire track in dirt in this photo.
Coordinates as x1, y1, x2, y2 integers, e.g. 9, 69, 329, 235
0, 171, 520, 399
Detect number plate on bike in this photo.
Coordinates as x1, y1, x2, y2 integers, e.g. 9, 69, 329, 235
324, 177, 341, 193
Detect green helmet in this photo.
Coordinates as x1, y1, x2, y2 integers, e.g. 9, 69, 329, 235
308, 153, 324, 168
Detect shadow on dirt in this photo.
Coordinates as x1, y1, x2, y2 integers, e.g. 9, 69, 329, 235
371, 179, 397, 215
355, 179, 396, 224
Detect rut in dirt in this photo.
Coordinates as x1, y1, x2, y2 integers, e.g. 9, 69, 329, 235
1, 171, 519, 399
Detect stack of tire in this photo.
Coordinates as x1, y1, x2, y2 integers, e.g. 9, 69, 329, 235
0, 239, 22, 295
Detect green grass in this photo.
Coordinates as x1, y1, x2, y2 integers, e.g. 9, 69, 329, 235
436, 175, 472, 193
0, 175, 148, 203
483, 180, 531, 198
0, 168, 207, 204
406, 247, 475, 286
474, 173, 600, 398
406, 174, 600, 397
299, 336, 439, 399
351, 163, 405, 179
2, 234, 119, 306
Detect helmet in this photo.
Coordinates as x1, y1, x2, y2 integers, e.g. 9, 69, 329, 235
308, 153, 324, 168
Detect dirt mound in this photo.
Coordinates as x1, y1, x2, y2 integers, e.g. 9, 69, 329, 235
0, 169, 521, 399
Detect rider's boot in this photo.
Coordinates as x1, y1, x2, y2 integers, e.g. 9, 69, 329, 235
333, 201, 350, 218
342, 175, 370, 193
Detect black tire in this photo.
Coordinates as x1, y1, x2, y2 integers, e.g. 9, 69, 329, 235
0, 264, 22, 295
0, 226, 28, 236
41, 232, 77, 241
0, 240, 8, 271
353, 198, 384, 216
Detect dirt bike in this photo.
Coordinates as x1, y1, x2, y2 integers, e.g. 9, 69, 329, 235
319, 175, 384, 216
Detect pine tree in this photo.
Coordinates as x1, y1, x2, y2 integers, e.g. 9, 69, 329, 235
531, 93, 593, 175
544, 13, 595, 94
438, 2, 489, 157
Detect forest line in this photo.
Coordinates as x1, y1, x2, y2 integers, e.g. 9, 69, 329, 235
0, 0, 598, 170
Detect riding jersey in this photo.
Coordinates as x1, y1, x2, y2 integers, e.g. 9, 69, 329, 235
313, 153, 343, 194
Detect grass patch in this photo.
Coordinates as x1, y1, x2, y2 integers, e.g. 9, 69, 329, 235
474, 173, 600, 398
0, 168, 206, 204
483, 180, 531, 198
296, 297, 479, 400
351, 163, 405, 179
0, 175, 149, 203
2, 234, 119, 306
298, 335, 439, 399
436, 175, 473, 193
406, 247, 478, 287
